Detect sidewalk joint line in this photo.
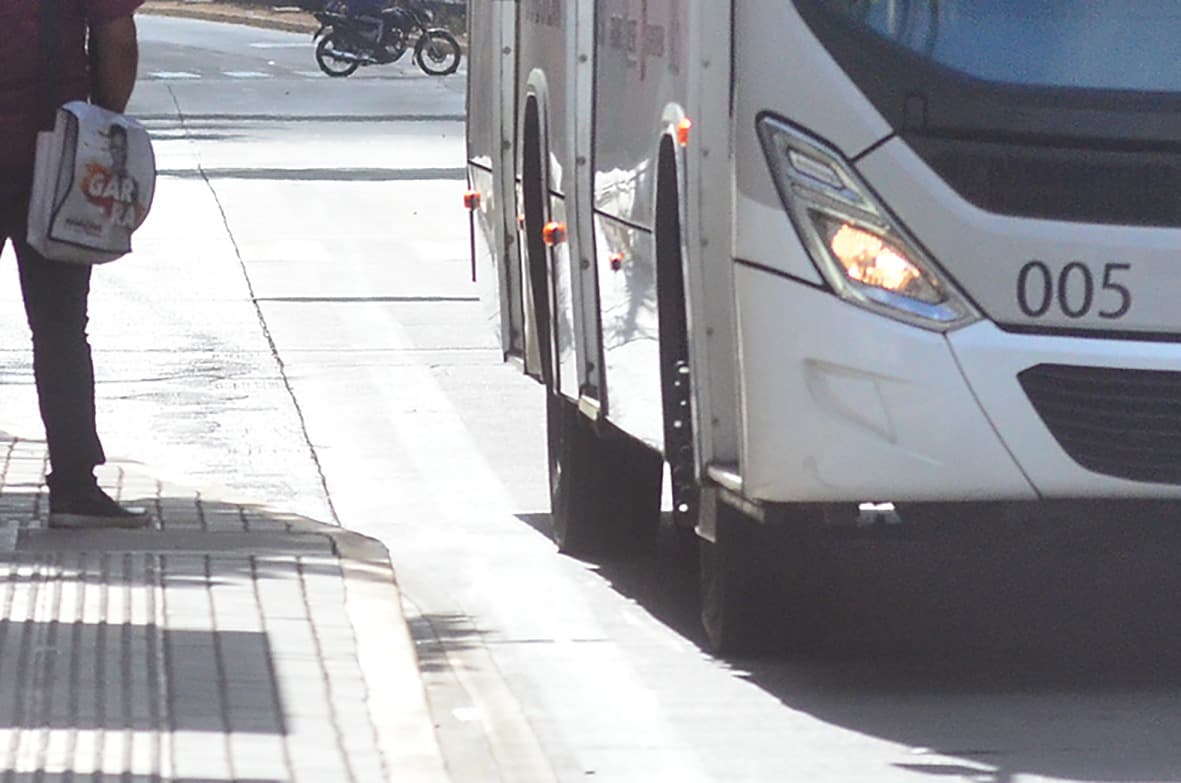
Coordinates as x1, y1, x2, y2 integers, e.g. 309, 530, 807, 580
206, 555, 238, 782
166, 85, 342, 528
248, 555, 296, 780
296, 556, 361, 783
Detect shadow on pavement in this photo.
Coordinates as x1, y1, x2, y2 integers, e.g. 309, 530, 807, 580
0, 488, 318, 738
518, 502, 1181, 782
515, 510, 706, 645
0, 470, 381, 783
406, 611, 484, 675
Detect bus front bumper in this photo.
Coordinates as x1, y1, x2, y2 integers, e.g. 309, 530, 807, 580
735, 264, 1181, 503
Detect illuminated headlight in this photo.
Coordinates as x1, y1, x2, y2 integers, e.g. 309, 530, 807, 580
758, 115, 978, 330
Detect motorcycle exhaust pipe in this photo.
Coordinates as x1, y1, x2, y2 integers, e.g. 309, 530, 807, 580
328, 49, 376, 65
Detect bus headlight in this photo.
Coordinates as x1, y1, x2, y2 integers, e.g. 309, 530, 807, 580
758, 115, 978, 331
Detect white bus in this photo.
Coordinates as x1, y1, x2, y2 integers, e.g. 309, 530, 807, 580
464, 1, 1181, 653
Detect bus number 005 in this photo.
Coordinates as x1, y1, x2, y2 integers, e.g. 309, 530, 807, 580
1016, 261, 1132, 320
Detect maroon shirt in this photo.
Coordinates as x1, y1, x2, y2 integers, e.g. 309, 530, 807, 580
0, 0, 143, 172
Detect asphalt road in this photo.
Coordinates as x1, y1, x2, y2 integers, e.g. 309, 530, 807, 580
4, 14, 1181, 783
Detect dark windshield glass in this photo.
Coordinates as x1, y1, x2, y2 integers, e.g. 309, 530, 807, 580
808, 1, 1181, 92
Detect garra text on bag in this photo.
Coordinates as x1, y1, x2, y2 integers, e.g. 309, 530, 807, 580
28, 101, 156, 264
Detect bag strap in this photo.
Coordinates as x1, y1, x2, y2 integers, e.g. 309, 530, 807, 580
39, 0, 63, 131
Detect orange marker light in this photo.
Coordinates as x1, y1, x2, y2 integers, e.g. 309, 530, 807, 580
517, 213, 527, 228
676, 117, 693, 147
463, 190, 481, 210
609, 252, 625, 271
543, 221, 567, 246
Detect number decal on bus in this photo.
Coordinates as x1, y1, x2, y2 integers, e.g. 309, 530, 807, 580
1017, 261, 1132, 320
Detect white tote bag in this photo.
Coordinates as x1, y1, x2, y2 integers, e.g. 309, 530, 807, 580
27, 101, 156, 264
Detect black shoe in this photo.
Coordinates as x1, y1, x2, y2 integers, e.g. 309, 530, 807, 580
48, 484, 152, 530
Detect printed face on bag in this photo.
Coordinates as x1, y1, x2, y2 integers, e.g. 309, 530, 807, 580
109, 125, 129, 172
80, 124, 143, 229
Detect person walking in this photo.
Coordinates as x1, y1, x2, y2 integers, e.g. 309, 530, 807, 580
0, 0, 149, 528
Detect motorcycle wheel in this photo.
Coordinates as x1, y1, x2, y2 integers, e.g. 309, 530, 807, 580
315, 35, 360, 77
414, 30, 461, 76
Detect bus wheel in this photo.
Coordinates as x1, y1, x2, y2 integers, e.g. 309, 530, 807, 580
700, 501, 823, 655
547, 394, 662, 558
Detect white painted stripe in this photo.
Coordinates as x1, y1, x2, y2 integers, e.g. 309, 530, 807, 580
294, 70, 327, 78
249, 42, 308, 49
148, 71, 201, 80
0, 729, 179, 776
223, 71, 273, 79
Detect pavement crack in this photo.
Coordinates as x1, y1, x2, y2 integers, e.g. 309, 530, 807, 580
165, 86, 342, 527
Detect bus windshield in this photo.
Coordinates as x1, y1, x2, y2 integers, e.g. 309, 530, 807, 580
804, 1, 1181, 93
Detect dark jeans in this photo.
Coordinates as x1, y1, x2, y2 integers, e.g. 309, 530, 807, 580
0, 172, 105, 487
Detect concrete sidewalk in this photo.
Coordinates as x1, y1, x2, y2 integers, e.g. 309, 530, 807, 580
0, 431, 447, 782
140, 1, 320, 34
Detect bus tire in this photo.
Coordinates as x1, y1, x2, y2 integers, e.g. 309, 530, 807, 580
700, 501, 824, 656
548, 394, 662, 557
699, 501, 763, 653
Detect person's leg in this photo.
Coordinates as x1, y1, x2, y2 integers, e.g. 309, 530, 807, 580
6, 182, 147, 527
13, 233, 106, 489
0, 176, 17, 265
0, 175, 102, 484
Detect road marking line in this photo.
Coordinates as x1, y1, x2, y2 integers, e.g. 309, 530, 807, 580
148, 71, 201, 80
223, 71, 273, 79
249, 42, 308, 49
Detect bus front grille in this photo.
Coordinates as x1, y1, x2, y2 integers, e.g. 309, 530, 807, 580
1019, 363, 1181, 484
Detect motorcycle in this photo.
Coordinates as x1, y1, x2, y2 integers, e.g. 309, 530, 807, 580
312, 1, 462, 77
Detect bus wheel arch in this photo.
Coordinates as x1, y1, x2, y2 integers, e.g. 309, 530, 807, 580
520, 93, 553, 388
654, 135, 825, 655
529, 99, 661, 557
655, 135, 699, 533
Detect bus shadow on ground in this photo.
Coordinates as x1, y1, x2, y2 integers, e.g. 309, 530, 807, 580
530, 503, 1181, 782
515, 510, 707, 646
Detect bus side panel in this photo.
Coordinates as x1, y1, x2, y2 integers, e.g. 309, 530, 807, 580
592, 0, 687, 227
466, 0, 499, 171
593, 0, 690, 446
595, 214, 663, 449
467, 0, 523, 359
468, 166, 507, 347
569, 0, 605, 407
519, 2, 580, 399
684, 0, 737, 470
520, 3, 572, 196
549, 193, 581, 400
